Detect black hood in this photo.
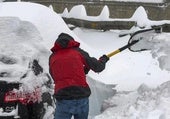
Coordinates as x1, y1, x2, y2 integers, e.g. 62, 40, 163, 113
51, 33, 80, 52
55, 33, 74, 48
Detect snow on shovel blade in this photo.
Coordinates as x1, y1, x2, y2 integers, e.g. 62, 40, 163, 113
128, 28, 161, 52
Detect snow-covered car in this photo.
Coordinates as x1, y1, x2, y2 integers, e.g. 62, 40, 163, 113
0, 17, 54, 119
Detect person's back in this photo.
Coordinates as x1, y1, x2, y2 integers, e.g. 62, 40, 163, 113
50, 47, 91, 100
49, 33, 109, 119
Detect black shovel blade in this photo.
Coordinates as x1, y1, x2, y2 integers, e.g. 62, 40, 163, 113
128, 28, 161, 52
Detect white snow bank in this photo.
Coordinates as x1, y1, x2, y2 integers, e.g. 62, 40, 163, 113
87, 76, 116, 117
0, 2, 72, 50
150, 33, 170, 71
0, 2, 94, 56
69, 5, 87, 19
129, 29, 170, 71
94, 81, 170, 119
97, 5, 110, 21
130, 6, 150, 27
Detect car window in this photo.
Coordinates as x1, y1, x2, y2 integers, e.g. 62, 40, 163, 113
30, 59, 43, 76
0, 55, 18, 77
0, 71, 10, 77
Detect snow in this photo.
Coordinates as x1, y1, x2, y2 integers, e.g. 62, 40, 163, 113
0, 1, 170, 119
94, 82, 170, 119
98, 5, 110, 21
130, 6, 150, 27
0, 17, 44, 81
69, 5, 87, 19
0, 2, 74, 50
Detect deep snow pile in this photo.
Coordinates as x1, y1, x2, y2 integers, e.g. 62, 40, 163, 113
0, 2, 75, 50
128, 29, 170, 71
94, 81, 170, 119
150, 33, 170, 71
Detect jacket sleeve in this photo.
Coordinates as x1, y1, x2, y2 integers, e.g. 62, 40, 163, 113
76, 48, 108, 73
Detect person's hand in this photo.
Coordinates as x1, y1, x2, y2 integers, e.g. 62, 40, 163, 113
99, 55, 109, 63
84, 67, 90, 74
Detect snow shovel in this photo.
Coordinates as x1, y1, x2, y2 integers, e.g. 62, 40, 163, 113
128, 28, 161, 52
106, 28, 161, 58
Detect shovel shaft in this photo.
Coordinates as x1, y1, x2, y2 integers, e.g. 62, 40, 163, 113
106, 40, 139, 58
106, 49, 120, 57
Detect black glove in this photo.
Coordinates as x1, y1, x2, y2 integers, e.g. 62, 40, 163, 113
99, 55, 109, 63
84, 67, 90, 74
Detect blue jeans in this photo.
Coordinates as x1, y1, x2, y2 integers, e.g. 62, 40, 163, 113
54, 98, 89, 119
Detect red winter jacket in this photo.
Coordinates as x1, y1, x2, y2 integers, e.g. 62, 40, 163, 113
49, 33, 107, 100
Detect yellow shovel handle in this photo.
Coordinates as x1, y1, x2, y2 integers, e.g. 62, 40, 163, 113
106, 49, 120, 58
106, 40, 139, 58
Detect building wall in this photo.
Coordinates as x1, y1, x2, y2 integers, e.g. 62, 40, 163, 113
33, 1, 170, 20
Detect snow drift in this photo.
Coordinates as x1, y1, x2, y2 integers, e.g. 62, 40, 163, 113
0, 2, 170, 119
94, 80, 170, 119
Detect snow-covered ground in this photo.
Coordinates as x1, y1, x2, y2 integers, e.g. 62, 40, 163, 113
0, 1, 170, 119
93, 81, 170, 119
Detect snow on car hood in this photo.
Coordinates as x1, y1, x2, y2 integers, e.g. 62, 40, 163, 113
0, 17, 49, 86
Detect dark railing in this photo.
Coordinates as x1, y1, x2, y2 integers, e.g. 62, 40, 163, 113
63, 17, 136, 30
